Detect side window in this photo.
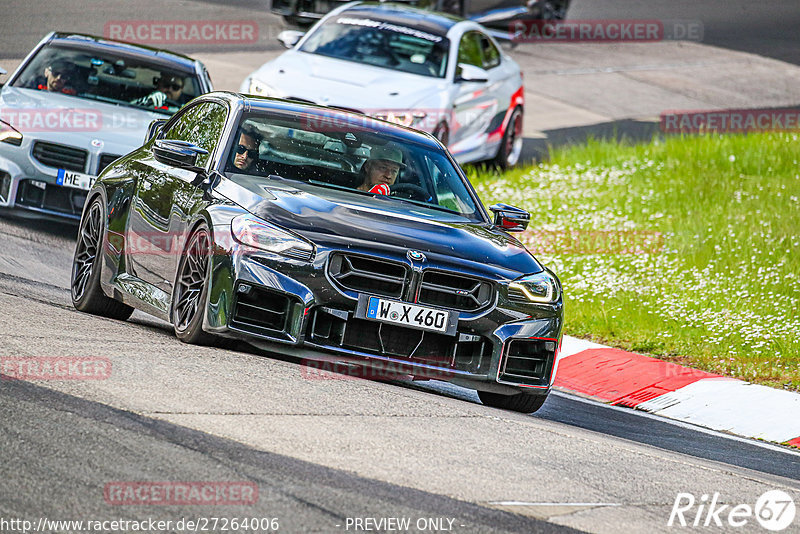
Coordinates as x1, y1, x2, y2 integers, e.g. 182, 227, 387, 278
162, 101, 227, 168
479, 34, 501, 69
457, 32, 483, 68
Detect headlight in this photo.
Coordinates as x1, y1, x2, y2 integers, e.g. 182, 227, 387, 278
231, 213, 313, 260
373, 111, 427, 128
509, 271, 561, 303
247, 78, 279, 97
0, 120, 22, 146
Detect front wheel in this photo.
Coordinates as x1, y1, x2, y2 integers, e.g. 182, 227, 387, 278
71, 198, 134, 320
172, 225, 217, 345
478, 390, 547, 413
493, 106, 523, 170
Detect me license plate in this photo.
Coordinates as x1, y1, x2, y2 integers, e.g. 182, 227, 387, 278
57, 169, 97, 191
364, 296, 451, 334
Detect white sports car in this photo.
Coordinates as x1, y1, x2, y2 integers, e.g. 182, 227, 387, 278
240, 3, 525, 168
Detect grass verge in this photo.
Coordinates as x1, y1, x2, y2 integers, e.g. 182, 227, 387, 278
469, 133, 800, 390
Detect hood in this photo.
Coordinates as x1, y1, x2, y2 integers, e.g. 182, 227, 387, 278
251, 51, 448, 115
218, 178, 542, 279
0, 86, 163, 155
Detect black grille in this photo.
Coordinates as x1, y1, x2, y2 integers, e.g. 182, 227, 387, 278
15, 179, 85, 217
418, 270, 493, 312
231, 285, 295, 335
500, 339, 556, 383
328, 254, 408, 298
98, 153, 122, 174
32, 142, 87, 172
308, 308, 493, 372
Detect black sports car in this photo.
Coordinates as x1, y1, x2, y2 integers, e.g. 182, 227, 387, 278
70, 92, 563, 413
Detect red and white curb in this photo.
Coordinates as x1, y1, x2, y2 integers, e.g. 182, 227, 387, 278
555, 336, 800, 448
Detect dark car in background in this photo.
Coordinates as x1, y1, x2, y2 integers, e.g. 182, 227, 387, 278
0, 32, 212, 221
273, 0, 571, 31
70, 92, 563, 413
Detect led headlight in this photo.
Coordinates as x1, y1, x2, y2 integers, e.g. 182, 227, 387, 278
247, 78, 279, 97
231, 214, 313, 259
373, 111, 427, 128
0, 120, 22, 146
509, 271, 561, 303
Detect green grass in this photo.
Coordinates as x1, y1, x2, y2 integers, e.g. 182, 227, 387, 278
469, 133, 800, 390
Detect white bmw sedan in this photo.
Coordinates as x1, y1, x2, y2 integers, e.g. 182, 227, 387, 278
241, 3, 525, 168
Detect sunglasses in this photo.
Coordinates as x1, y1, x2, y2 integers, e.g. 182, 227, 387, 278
162, 82, 183, 91
50, 70, 73, 79
236, 144, 259, 158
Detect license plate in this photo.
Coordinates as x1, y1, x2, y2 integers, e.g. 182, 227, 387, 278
363, 296, 453, 334
56, 169, 97, 191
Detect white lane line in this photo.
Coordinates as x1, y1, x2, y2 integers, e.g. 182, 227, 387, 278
552, 389, 800, 458
489, 501, 622, 507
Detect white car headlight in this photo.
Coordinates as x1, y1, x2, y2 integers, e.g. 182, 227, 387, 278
0, 120, 23, 146
231, 214, 313, 260
509, 271, 561, 303
247, 78, 280, 97
373, 111, 428, 128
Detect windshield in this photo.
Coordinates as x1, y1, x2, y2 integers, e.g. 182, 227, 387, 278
224, 110, 483, 221
299, 16, 449, 78
11, 43, 202, 115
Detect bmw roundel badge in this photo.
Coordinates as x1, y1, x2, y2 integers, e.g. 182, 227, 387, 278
407, 250, 426, 262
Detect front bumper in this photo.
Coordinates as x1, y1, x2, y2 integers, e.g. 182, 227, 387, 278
203, 240, 563, 394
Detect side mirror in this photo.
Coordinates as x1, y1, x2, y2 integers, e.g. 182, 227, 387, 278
456, 63, 489, 83
152, 139, 208, 172
277, 30, 305, 49
490, 203, 530, 232
0, 66, 7, 89
145, 119, 167, 144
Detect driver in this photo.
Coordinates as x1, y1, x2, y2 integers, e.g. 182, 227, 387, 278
229, 125, 262, 172
133, 73, 184, 109
36, 58, 78, 95
357, 144, 404, 194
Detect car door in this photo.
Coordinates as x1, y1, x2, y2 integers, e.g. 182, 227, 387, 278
126, 101, 228, 295
450, 30, 505, 155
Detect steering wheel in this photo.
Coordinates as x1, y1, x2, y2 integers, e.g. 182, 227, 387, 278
391, 183, 432, 203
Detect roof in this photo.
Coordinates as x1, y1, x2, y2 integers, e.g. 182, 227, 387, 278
49, 32, 198, 71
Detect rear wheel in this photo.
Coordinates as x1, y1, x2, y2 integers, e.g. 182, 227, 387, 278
478, 390, 547, 413
172, 225, 217, 345
71, 198, 134, 320
493, 106, 523, 169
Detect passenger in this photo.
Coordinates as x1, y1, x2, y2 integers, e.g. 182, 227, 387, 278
133, 73, 184, 108
36, 58, 78, 95
358, 144, 405, 194
230, 125, 262, 172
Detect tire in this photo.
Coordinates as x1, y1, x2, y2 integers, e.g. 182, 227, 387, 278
478, 390, 548, 413
493, 106, 523, 170
172, 224, 218, 345
71, 198, 134, 321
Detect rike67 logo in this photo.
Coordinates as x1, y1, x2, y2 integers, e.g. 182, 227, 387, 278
669, 490, 796, 531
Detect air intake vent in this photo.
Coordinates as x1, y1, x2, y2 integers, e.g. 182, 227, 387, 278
98, 153, 122, 174
32, 142, 87, 172
328, 254, 408, 298
500, 339, 555, 382
418, 270, 493, 312
231, 285, 294, 335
